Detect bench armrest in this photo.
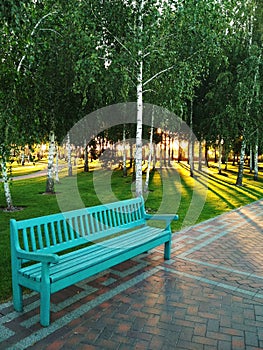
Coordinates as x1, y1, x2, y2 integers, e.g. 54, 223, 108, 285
145, 213, 178, 231
145, 213, 179, 221
16, 249, 60, 264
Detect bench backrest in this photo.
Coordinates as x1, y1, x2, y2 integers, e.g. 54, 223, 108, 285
10, 197, 146, 255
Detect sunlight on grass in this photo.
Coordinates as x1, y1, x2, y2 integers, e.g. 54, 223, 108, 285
8, 162, 46, 177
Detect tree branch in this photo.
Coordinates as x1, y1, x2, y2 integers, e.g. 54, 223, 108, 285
39, 28, 62, 36
17, 11, 57, 72
142, 89, 156, 94
102, 27, 139, 66
90, 4, 138, 66
143, 65, 174, 87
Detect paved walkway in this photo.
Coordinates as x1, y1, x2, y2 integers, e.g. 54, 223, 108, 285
1, 200, 263, 350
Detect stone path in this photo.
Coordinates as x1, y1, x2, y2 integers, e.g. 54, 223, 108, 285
1, 199, 263, 349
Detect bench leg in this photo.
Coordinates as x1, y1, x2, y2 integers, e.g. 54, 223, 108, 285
164, 240, 171, 260
40, 265, 51, 327
40, 287, 51, 327
13, 282, 23, 312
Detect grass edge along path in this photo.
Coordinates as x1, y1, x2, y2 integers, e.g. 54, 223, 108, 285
0, 161, 262, 303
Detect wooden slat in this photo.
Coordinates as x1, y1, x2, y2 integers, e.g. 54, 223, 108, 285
73, 216, 80, 238
108, 209, 113, 228
83, 214, 90, 237
56, 221, 63, 243
22, 228, 29, 251
102, 210, 108, 229
29, 227, 36, 251
37, 225, 44, 249
89, 213, 95, 234
99, 211, 104, 230
62, 219, 69, 242
44, 223, 51, 247
111, 209, 117, 227
68, 218, 75, 240
127, 204, 132, 223
50, 222, 56, 245
96, 211, 102, 232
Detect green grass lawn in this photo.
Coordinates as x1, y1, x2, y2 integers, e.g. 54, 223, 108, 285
0, 160, 262, 303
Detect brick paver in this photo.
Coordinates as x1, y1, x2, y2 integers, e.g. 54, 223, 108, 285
0, 199, 263, 349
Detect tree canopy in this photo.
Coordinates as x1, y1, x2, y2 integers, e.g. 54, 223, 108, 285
0, 0, 262, 206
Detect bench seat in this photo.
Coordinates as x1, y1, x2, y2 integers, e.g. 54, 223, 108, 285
10, 196, 178, 326
19, 226, 169, 289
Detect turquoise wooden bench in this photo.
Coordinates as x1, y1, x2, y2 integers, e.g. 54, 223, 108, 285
10, 196, 178, 327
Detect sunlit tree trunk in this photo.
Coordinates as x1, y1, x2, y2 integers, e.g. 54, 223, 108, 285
153, 143, 156, 170
218, 139, 223, 175
128, 141, 133, 169
67, 132, 72, 177
144, 106, 154, 192
198, 140, 202, 171
254, 130, 258, 181
46, 131, 55, 193
1, 155, 14, 210
178, 138, 181, 163
189, 100, 194, 177
84, 140, 89, 172
163, 132, 167, 167
55, 144, 59, 183
135, 59, 143, 196
249, 145, 253, 173
236, 137, 246, 186
204, 141, 209, 167
168, 134, 171, 166
21, 151, 25, 166
135, 0, 144, 197
122, 124, 127, 177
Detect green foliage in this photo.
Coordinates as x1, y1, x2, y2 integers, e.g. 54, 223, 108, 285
1, 0, 263, 204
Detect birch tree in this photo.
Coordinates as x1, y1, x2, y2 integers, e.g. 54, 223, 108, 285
46, 131, 56, 193
0, 2, 58, 208
77, 0, 179, 196
235, 0, 262, 186
196, 0, 262, 183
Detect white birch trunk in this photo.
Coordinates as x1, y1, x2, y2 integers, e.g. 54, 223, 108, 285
144, 106, 154, 192
122, 124, 127, 177
67, 133, 72, 176
159, 140, 162, 169
198, 140, 202, 171
46, 131, 55, 193
135, 0, 144, 197
218, 139, 223, 175
189, 100, 194, 177
55, 144, 59, 183
178, 138, 181, 162
1, 156, 14, 210
236, 138, 246, 186
135, 59, 143, 196
249, 145, 253, 173
21, 152, 25, 165
153, 143, 156, 170
254, 130, 258, 181
84, 140, 89, 172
